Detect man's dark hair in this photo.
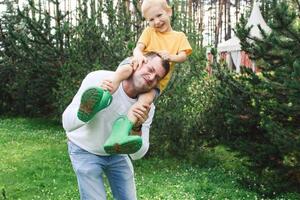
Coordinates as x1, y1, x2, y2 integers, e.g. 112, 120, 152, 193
144, 51, 170, 77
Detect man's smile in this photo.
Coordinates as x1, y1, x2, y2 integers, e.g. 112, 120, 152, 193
143, 77, 151, 86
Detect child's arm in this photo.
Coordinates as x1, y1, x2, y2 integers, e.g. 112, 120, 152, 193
133, 43, 147, 70
158, 50, 187, 63
101, 64, 133, 94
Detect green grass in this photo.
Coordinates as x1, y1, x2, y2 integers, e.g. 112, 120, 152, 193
0, 117, 299, 200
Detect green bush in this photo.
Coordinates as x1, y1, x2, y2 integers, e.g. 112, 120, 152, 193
233, 2, 300, 193
150, 47, 216, 158
0, 0, 137, 118
0, 4, 60, 116
53, 62, 99, 119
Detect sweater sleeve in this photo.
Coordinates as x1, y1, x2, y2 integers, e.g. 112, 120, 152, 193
129, 105, 155, 160
62, 71, 101, 132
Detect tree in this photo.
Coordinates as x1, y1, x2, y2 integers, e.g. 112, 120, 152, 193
235, 0, 300, 189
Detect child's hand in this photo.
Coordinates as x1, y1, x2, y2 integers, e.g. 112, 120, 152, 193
158, 50, 171, 61
132, 55, 148, 70
131, 103, 150, 127
100, 78, 118, 94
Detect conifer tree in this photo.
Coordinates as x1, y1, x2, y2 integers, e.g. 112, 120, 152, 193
235, 1, 300, 187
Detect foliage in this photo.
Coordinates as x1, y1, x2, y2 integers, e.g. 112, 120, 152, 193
151, 46, 228, 162
0, 0, 137, 118
193, 1, 300, 195
53, 0, 136, 117
151, 1, 300, 195
1, 0, 300, 196
0, 1, 66, 116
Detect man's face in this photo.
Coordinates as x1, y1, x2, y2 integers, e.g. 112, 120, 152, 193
132, 56, 166, 93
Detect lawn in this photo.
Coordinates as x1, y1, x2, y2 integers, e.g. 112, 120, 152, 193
0, 117, 299, 200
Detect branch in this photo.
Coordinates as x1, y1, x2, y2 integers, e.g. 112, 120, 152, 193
293, 0, 300, 14
0, 19, 5, 40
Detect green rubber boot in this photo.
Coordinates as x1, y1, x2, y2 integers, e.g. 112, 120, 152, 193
104, 116, 142, 154
77, 87, 112, 122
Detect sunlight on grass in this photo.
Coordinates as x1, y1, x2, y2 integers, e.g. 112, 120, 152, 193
0, 117, 299, 199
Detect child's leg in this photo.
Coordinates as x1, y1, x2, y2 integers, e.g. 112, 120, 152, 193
103, 89, 157, 154
101, 56, 133, 94
104, 116, 143, 154
108, 64, 133, 94
78, 59, 133, 122
127, 89, 157, 124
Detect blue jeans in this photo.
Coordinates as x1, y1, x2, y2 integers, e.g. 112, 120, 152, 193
68, 141, 137, 200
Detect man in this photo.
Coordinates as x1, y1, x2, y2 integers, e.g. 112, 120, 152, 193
62, 52, 170, 200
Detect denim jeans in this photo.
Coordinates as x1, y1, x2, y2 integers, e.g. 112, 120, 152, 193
68, 141, 137, 200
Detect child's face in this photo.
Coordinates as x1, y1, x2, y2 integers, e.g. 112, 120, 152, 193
143, 4, 172, 33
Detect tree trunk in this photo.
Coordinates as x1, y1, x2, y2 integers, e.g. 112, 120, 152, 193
97, 0, 103, 26
224, 0, 227, 40
210, 0, 214, 45
199, 0, 205, 47
235, 0, 240, 25
77, 0, 82, 22
91, 0, 96, 17
31, 0, 36, 21
188, 0, 193, 33
226, 0, 232, 39
124, 0, 130, 12
215, 0, 224, 47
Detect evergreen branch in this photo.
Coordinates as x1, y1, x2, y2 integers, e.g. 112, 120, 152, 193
273, 20, 300, 45
271, 3, 300, 44
16, 9, 60, 55
293, 0, 300, 13
0, 19, 6, 40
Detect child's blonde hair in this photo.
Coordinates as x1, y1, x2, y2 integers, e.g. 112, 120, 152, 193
141, 0, 171, 17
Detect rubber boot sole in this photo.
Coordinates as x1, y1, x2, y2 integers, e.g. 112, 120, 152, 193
77, 88, 103, 122
104, 137, 142, 154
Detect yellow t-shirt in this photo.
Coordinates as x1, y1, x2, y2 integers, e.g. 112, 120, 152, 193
138, 27, 192, 91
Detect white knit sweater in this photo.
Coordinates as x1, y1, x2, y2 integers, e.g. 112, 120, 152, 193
62, 70, 155, 160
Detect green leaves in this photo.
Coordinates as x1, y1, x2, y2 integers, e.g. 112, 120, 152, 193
225, 1, 300, 192
0, 0, 139, 117
292, 58, 300, 77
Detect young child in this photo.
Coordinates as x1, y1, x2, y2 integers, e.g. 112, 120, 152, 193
77, 0, 192, 154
